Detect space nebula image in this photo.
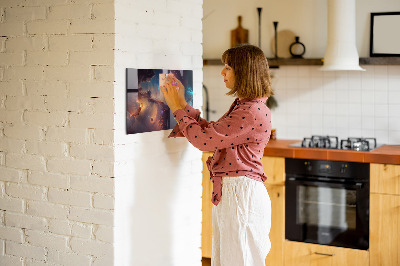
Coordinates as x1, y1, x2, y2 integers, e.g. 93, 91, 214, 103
126, 68, 193, 134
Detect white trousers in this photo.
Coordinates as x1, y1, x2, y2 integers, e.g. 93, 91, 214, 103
212, 176, 271, 266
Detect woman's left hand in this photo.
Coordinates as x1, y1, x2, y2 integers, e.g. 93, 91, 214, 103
160, 75, 185, 113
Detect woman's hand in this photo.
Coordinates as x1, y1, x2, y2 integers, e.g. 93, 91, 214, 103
160, 75, 185, 113
172, 76, 188, 108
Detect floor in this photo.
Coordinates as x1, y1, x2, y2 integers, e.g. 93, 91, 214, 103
202, 257, 211, 266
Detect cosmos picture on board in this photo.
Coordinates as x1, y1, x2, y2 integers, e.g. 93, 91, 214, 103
126, 68, 193, 134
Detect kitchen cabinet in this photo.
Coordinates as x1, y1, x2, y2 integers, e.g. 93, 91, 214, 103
261, 156, 285, 186
370, 163, 400, 266
202, 156, 400, 265
201, 152, 213, 258
201, 154, 286, 266
261, 156, 285, 266
370, 193, 400, 266
264, 184, 284, 265
284, 241, 369, 266
370, 163, 400, 195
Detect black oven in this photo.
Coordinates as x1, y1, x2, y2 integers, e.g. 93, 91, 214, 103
285, 158, 369, 250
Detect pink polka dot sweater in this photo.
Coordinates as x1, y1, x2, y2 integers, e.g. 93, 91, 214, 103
169, 97, 272, 206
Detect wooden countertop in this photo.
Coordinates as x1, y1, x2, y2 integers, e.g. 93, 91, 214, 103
263, 139, 400, 165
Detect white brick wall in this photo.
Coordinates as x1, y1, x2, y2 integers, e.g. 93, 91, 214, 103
1, 0, 204, 265
0, 0, 115, 265
113, 0, 203, 264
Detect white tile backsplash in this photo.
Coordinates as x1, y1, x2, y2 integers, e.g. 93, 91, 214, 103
362, 89, 375, 103
388, 91, 400, 104
361, 104, 375, 117
298, 77, 311, 89
375, 104, 389, 117
375, 130, 389, 144
336, 103, 349, 116
323, 103, 336, 116
389, 117, 400, 131
374, 77, 388, 91
388, 65, 400, 76
374, 90, 388, 105
389, 104, 400, 117
286, 77, 299, 89
336, 115, 349, 129
203, 64, 400, 145
374, 65, 388, 76
362, 116, 375, 130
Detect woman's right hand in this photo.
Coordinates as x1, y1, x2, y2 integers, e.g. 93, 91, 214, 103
168, 75, 187, 108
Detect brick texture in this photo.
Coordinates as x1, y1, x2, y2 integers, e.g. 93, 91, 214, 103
25, 229, 69, 251
5, 212, 48, 231
0, 0, 204, 265
0, 5, 115, 261
5, 241, 47, 261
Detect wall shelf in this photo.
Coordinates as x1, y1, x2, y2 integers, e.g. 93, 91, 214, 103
359, 57, 400, 65
203, 58, 323, 67
203, 57, 400, 67
268, 58, 323, 67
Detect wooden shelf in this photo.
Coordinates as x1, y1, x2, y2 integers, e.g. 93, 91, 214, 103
268, 58, 323, 67
203, 57, 400, 67
203, 58, 323, 67
359, 57, 400, 65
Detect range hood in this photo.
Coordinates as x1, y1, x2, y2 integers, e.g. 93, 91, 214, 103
320, 0, 365, 71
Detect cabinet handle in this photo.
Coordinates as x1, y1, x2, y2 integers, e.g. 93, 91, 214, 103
314, 252, 335, 257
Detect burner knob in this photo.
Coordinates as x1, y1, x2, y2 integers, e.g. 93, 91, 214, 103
353, 142, 361, 151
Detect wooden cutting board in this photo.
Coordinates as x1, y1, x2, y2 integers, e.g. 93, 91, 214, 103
231, 16, 249, 48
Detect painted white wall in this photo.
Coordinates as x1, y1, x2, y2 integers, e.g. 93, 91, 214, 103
203, 0, 400, 58
203, 0, 400, 145
204, 0, 326, 58
113, 0, 203, 265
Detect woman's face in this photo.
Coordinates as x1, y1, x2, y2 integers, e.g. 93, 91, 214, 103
220, 64, 235, 89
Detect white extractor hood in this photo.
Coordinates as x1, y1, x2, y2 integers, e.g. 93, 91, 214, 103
320, 0, 365, 71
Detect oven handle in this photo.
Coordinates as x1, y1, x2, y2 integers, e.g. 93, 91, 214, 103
314, 252, 335, 257
286, 177, 364, 189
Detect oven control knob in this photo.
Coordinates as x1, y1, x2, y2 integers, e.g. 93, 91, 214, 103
340, 164, 347, 174
305, 162, 312, 171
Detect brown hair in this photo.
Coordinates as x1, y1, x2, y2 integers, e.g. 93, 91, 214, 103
221, 44, 273, 99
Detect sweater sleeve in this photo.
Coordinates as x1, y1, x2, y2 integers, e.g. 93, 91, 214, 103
172, 106, 257, 152
168, 104, 210, 138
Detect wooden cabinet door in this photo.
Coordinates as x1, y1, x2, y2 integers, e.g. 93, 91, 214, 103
370, 163, 400, 195
264, 184, 284, 266
284, 241, 369, 266
370, 193, 400, 266
201, 152, 213, 258
262, 156, 285, 186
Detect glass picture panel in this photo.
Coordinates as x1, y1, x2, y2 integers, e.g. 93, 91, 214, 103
126, 68, 193, 134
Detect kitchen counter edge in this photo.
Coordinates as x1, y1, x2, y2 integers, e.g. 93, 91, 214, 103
263, 139, 400, 165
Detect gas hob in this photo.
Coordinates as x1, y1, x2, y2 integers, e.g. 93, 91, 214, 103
289, 135, 382, 151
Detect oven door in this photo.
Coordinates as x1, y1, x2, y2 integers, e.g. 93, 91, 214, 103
285, 177, 369, 250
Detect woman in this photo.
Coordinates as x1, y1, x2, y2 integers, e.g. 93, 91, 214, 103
161, 44, 273, 266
